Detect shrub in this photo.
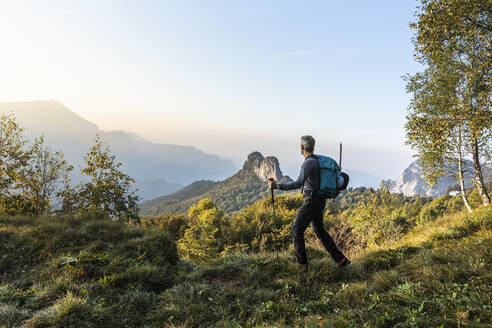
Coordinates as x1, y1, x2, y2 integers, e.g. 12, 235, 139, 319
177, 199, 225, 263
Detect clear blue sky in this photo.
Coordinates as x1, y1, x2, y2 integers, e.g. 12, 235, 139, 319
0, 0, 420, 179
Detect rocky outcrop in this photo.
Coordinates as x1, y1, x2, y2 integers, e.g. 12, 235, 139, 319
243, 151, 283, 181
390, 160, 475, 197
141, 151, 291, 215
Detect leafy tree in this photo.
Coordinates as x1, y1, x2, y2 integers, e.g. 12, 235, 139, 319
77, 135, 139, 221
177, 199, 224, 263
0, 113, 74, 215
405, 59, 474, 212
21, 136, 73, 214
409, 0, 491, 206
0, 112, 30, 197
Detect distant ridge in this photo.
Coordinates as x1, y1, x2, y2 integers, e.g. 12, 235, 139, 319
390, 159, 489, 197
140, 151, 293, 215
0, 100, 236, 200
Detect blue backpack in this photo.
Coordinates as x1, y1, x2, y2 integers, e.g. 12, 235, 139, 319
315, 155, 346, 199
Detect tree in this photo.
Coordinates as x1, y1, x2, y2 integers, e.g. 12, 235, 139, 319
177, 199, 224, 263
0, 112, 30, 197
405, 58, 474, 213
21, 136, 73, 215
77, 135, 139, 221
410, 0, 491, 206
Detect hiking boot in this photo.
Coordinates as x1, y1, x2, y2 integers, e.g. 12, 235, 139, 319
290, 258, 309, 271
336, 257, 351, 268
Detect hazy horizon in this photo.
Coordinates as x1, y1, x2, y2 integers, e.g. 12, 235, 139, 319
1, 1, 419, 179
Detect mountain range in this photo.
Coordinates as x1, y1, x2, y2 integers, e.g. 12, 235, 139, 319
3, 100, 466, 205
390, 159, 491, 197
0, 101, 236, 200
140, 151, 293, 215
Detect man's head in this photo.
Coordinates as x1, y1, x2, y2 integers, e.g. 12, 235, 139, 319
300, 135, 315, 156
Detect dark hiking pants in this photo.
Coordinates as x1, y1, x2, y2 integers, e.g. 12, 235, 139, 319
291, 196, 345, 265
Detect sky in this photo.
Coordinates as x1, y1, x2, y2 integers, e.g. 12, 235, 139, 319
0, 0, 421, 179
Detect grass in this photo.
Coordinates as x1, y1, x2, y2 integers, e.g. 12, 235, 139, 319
153, 206, 492, 327
0, 207, 490, 327
0, 214, 178, 327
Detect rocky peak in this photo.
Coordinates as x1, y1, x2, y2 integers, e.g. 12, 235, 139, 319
390, 159, 476, 197
243, 151, 284, 181
243, 151, 264, 170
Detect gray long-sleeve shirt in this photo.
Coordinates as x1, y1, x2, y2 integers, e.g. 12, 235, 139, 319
278, 154, 320, 194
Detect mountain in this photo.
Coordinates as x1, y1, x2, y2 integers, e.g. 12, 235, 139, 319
140, 151, 293, 215
0, 100, 236, 200
135, 179, 183, 201
390, 159, 478, 197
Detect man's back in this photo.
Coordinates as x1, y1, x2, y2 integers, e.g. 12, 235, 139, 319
278, 154, 320, 194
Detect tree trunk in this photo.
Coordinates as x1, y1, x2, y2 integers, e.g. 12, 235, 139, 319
457, 148, 473, 213
471, 139, 491, 206
457, 125, 473, 213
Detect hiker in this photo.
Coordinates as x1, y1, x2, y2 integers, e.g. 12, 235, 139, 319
268, 135, 350, 269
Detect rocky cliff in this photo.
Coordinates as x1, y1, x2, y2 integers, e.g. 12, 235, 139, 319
390, 160, 476, 197
243, 151, 284, 182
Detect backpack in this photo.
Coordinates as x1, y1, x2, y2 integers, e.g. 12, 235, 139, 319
315, 155, 349, 199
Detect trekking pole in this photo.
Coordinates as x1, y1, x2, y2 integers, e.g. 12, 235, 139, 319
268, 178, 280, 265
339, 142, 343, 170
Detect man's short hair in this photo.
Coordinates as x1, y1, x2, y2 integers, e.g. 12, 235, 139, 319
301, 135, 315, 152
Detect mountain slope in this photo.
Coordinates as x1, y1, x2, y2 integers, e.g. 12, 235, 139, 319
153, 206, 491, 327
135, 179, 183, 201
0, 100, 236, 200
140, 151, 293, 215
390, 159, 484, 197
2, 202, 490, 327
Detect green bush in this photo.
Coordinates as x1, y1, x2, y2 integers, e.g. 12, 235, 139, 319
0, 195, 37, 216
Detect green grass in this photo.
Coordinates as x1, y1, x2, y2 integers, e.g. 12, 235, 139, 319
0, 207, 490, 327
0, 214, 178, 328
153, 206, 492, 327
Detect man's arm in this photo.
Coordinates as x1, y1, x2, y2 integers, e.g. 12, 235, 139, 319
278, 161, 310, 190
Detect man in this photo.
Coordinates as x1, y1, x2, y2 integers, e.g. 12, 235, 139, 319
268, 135, 350, 269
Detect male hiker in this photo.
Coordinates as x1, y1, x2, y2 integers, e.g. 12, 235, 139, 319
268, 135, 350, 269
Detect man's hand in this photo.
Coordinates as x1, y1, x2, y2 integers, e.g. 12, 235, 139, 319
268, 178, 278, 190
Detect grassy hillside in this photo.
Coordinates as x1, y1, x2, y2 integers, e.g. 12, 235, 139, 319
0, 214, 178, 328
1, 205, 490, 327
140, 168, 292, 216
157, 206, 491, 327
140, 180, 218, 214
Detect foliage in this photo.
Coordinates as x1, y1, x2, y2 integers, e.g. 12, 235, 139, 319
0, 112, 30, 196
406, 0, 492, 205
151, 206, 492, 327
1, 190, 491, 327
0, 113, 72, 215
177, 199, 225, 263
75, 135, 140, 221
22, 136, 73, 214
224, 194, 303, 253
0, 194, 37, 216
154, 185, 482, 262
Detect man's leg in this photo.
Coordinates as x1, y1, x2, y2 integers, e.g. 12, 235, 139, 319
311, 199, 345, 263
291, 200, 313, 265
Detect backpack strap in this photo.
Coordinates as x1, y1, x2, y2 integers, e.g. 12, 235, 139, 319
301, 154, 317, 195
